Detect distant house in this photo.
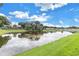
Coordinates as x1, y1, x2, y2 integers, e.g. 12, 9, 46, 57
8, 22, 22, 29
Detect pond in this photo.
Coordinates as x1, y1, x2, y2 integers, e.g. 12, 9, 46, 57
0, 31, 72, 56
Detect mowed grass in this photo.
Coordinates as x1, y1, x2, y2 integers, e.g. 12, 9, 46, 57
17, 33, 79, 56
0, 29, 26, 35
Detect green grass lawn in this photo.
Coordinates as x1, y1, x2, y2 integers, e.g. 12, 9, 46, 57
17, 33, 79, 56
0, 29, 26, 35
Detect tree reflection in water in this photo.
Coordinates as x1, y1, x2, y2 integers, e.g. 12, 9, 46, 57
18, 32, 43, 41
0, 32, 43, 48
0, 36, 10, 48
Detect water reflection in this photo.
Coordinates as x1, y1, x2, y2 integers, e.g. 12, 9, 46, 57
18, 33, 43, 40
3, 32, 43, 41
0, 31, 72, 56
0, 33, 44, 56
0, 36, 10, 48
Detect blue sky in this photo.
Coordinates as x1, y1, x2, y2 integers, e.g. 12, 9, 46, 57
0, 3, 79, 27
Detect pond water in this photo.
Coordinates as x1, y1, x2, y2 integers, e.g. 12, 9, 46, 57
0, 31, 72, 56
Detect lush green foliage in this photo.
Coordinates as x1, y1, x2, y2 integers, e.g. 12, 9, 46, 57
0, 36, 9, 48
19, 21, 44, 31
17, 33, 79, 56
0, 29, 26, 35
0, 16, 10, 27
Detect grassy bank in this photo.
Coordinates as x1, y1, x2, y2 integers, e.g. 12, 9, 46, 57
17, 33, 79, 56
0, 29, 26, 36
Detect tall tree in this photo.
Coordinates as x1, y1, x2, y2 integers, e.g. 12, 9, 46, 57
0, 15, 10, 27
18, 22, 25, 29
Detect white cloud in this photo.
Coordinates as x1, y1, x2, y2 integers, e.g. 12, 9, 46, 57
42, 23, 54, 27
74, 18, 79, 22
59, 20, 64, 25
55, 25, 69, 27
7, 16, 13, 21
55, 25, 62, 27
11, 22, 18, 25
42, 23, 65, 27
9, 11, 29, 19
0, 13, 6, 16
0, 13, 10, 20
30, 14, 49, 22
9, 11, 50, 22
42, 13, 46, 16
35, 3, 67, 11
42, 23, 69, 27
69, 8, 74, 11
54, 25, 69, 27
